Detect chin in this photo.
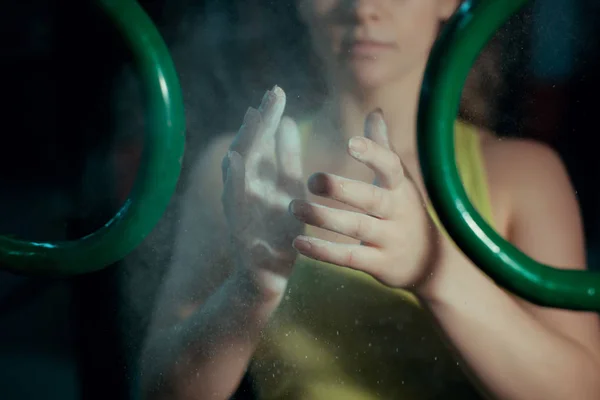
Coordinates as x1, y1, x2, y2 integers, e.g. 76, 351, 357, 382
345, 62, 396, 92
352, 74, 389, 92
338, 60, 398, 92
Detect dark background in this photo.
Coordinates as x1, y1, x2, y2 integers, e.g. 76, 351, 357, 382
0, 0, 598, 399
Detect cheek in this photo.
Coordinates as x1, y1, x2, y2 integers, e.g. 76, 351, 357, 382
396, 15, 439, 60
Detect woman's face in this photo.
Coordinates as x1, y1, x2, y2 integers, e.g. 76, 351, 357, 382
299, 0, 459, 90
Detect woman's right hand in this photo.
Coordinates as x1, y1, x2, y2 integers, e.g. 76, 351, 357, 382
221, 86, 305, 300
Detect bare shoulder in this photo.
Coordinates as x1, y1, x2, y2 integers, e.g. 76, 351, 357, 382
479, 128, 580, 244
479, 129, 572, 192
480, 131, 598, 353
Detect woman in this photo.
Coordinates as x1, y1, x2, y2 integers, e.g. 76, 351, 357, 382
141, 1, 600, 399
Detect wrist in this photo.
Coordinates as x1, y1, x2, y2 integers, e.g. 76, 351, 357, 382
413, 271, 444, 307
414, 254, 500, 310
412, 248, 468, 308
412, 228, 444, 304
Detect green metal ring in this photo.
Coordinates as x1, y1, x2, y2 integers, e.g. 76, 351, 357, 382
418, 0, 600, 311
0, 0, 185, 276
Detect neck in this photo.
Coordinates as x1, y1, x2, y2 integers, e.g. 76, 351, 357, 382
318, 66, 426, 155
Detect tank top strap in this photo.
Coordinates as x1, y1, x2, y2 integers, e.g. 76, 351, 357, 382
454, 121, 496, 227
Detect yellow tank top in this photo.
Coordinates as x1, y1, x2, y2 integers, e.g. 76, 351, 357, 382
248, 121, 494, 399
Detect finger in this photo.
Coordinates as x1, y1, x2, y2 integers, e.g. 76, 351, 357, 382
348, 136, 404, 189
292, 235, 384, 276
289, 199, 386, 245
365, 110, 391, 150
365, 111, 406, 189
259, 86, 287, 136
230, 107, 262, 158
229, 86, 286, 157
276, 116, 302, 179
245, 87, 288, 178
276, 116, 305, 195
221, 151, 248, 224
307, 173, 395, 219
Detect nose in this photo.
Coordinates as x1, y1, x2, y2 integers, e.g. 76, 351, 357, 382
351, 0, 382, 23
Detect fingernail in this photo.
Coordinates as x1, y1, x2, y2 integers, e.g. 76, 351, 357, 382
260, 90, 271, 106
289, 200, 306, 217
243, 107, 252, 121
292, 236, 311, 252
259, 90, 273, 110
289, 200, 298, 215
308, 174, 326, 194
272, 85, 284, 97
378, 118, 390, 148
349, 137, 367, 158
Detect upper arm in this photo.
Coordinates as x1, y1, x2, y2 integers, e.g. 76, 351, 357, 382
148, 133, 236, 331
505, 140, 585, 270
487, 138, 600, 356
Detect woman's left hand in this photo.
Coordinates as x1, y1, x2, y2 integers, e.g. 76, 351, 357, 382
289, 111, 440, 290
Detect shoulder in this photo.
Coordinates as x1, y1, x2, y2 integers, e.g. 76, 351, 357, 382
480, 131, 572, 196
478, 129, 580, 242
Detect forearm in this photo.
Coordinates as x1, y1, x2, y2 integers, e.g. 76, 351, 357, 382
420, 265, 600, 400
141, 270, 281, 400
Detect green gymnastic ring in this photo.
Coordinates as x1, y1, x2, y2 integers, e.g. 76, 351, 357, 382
0, 0, 185, 276
418, 0, 600, 311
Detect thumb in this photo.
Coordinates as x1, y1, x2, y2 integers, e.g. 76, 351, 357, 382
222, 151, 247, 216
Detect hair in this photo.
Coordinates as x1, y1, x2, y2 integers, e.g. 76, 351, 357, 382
459, 34, 505, 129
449, 1, 506, 129
113, 0, 508, 158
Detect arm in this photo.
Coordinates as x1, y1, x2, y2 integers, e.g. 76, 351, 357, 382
280, 112, 599, 398
421, 139, 600, 400
141, 87, 304, 400
140, 135, 278, 400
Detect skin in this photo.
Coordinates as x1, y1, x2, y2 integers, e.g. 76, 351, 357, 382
141, 1, 600, 399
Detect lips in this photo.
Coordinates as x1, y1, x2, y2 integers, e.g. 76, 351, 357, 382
343, 39, 396, 58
